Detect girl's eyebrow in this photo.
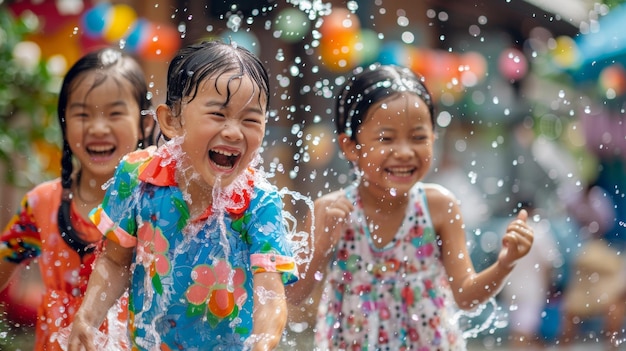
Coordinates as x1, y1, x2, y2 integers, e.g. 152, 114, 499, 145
204, 99, 226, 107
67, 100, 128, 109
204, 99, 265, 115
375, 124, 427, 133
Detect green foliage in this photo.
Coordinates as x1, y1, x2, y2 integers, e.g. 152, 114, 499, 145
0, 7, 60, 186
605, 0, 626, 9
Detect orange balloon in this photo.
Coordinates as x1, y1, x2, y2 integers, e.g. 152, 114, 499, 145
319, 7, 360, 38
599, 64, 626, 95
430, 51, 460, 83
318, 9, 362, 72
409, 47, 431, 77
139, 22, 181, 61
460, 52, 487, 78
318, 32, 360, 72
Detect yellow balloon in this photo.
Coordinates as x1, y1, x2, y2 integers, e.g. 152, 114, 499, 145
551, 35, 579, 69
103, 4, 137, 42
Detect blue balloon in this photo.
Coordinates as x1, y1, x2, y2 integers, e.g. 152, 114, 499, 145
124, 19, 148, 53
377, 41, 406, 66
572, 4, 626, 82
81, 3, 111, 38
220, 30, 260, 56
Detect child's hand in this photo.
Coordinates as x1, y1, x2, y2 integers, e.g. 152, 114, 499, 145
498, 209, 534, 269
67, 315, 96, 351
313, 191, 353, 254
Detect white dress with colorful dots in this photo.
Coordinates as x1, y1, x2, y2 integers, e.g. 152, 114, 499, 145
315, 182, 467, 351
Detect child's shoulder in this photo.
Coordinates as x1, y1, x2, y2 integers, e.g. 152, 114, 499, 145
122, 145, 158, 165
422, 182, 458, 207
26, 178, 62, 198
109, 146, 163, 185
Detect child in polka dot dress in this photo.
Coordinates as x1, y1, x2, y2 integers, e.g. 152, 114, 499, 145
289, 64, 534, 350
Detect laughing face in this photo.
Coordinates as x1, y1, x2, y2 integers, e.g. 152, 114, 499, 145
159, 72, 267, 194
65, 71, 143, 183
341, 92, 435, 198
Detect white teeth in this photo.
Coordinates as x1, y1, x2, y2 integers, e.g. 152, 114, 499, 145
388, 167, 413, 173
211, 149, 239, 157
87, 145, 114, 153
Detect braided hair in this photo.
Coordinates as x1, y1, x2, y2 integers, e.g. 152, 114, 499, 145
57, 47, 154, 256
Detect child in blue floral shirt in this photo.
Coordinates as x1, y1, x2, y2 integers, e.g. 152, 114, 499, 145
68, 40, 298, 351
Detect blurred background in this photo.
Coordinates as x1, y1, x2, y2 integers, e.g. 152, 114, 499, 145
0, 0, 625, 350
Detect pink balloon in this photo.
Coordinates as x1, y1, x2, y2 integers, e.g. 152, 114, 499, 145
498, 48, 527, 81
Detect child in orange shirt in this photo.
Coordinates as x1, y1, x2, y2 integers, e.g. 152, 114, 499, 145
0, 47, 155, 351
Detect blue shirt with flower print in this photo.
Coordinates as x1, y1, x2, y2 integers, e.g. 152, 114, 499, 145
91, 145, 298, 351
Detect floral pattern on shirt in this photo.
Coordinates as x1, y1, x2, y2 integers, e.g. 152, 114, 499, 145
92, 145, 298, 350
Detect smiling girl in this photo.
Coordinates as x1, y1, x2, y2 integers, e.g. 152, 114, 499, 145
67, 40, 298, 351
0, 47, 155, 351
288, 64, 535, 350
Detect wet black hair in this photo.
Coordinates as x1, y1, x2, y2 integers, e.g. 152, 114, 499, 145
335, 64, 435, 141
57, 47, 154, 256
164, 40, 270, 122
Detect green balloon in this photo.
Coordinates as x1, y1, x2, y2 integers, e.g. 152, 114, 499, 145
356, 28, 381, 65
274, 8, 310, 43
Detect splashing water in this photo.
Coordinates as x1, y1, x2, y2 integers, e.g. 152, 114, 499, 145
51, 294, 130, 351
278, 186, 315, 277
254, 285, 286, 305
452, 297, 504, 339
287, 0, 332, 20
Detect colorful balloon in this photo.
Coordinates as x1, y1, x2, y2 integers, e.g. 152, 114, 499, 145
274, 7, 310, 43
81, 2, 111, 38
318, 7, 360, 38
317, 7, 361, 72
498, 48, 528, 81
124, 18, 149, 53
102, 4, 137, 42
139, 22, 181, 61
318, 31, 360, 72
599, 64, 626, 96
459, 51, 487, 87
377, 41, 408, 66
220, 30, 260, 56
551, 35, 580, 69
354, 28, 380, 65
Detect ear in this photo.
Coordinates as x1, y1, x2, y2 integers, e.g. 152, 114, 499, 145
156, 103, 181, 140
338, 133, 359, 162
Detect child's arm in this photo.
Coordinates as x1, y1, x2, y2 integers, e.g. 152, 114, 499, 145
249, 272, 287, 350
427, 185, 534, 310
67, 239, 133, 351
285, 190, 352, 305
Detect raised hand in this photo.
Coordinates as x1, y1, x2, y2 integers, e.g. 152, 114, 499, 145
312, 191, 353, 255
498, 209, 534, 269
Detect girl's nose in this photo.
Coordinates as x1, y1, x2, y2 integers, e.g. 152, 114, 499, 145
222, 122, 244, 141
393, 142, 415, 158
88, 115, 111, 135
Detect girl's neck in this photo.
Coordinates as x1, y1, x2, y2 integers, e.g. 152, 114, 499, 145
178, 174, 214, 220
357, 183, 410, 214
74, 172, 107, 205
357, 184, 409, 249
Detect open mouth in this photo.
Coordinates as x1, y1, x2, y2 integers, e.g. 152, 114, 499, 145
385, 166, 416, 177
209, 149, 241, 170
86, 145, 115, 158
